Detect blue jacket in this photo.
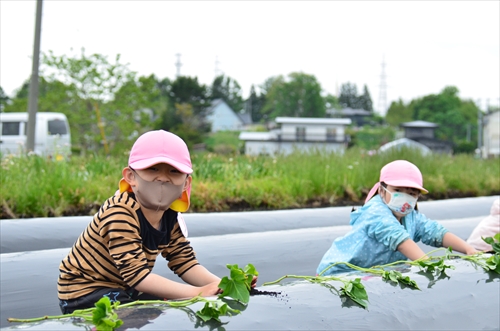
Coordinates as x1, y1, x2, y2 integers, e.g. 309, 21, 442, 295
316, 195, 448, 275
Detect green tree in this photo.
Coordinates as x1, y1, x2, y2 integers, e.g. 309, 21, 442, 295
245, 85, 265, 123
0, 86, 10, 111
385, 98, 413, 126
41, 49, 135, 154
210, 75, 244, 112
261, 72, 325, 119
108, 74, 170, 152
358, 85, 373, 111
159, 76, 211, 147
324, 93, 341, 110
408, 86, 480, 152
339, 82, 359, 109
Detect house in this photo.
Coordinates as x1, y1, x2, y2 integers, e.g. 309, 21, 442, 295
239, 117, 352, 156
482, 110, 500, 158
399, 120, 453, 154
326, 107, 372, 127
206, 99, 252, 132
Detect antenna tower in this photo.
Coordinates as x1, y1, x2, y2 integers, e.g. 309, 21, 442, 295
378, 56, 387, 115
215, 55, 221, 78
175, 53, 182, 77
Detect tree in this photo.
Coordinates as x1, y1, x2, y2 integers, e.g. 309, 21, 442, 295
404, 86, 480, 152
338, 83, 374, 111
245, 85, 265, 123
159, 76, 211, 147
358, 85, 373, 111
338, 82, 359, 109
261, 72, 325, 119
210, 75, 244, 112
324, 93, 341, 110
108, 74, 170, 152
41, 49, 136, 154
0, 86, 10, 111
385, 98, 413, 126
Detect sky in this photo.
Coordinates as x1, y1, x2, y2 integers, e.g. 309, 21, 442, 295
1, 1, 499, 115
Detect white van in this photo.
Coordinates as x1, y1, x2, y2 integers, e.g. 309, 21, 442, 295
0, 112, 71, 159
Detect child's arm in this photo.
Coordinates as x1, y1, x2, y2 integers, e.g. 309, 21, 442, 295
135, 272, 221, 299
181, 265, 221, 287
397, 239, 428, 260
442, 232, 478, 255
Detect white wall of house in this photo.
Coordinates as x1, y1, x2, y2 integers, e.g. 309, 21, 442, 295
483, 111, 500, 158
279, 142, 346, 155
206, 101, 243, 132
244, 141, 280, 156
239, 117, 351, 156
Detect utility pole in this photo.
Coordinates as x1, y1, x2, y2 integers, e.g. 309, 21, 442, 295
377, 55, 387, 116
214, 55, 221, 78
26, 0, 43, 154
175, 53, 182, 78
477, 99, 483, 157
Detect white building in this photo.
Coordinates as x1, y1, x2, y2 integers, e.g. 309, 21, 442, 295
239, 117, 351, 156
482, 110, 500, 158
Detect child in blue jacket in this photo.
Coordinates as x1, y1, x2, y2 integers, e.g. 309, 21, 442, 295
317, 160, 478, 275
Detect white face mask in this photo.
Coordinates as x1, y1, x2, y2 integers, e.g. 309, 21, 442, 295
382, 186, 418, 216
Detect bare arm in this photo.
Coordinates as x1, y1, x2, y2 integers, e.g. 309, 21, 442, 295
181, 265, 221, 287
135, 272, 220, 300
397, 239, 428, 260
442, 232, 478, 255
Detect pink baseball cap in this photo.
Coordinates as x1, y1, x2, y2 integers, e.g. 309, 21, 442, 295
128, 130, 193, 174
365, 160, 428, 203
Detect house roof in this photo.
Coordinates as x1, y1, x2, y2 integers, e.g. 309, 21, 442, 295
326, 108, 372, 116
400, 120, 438, 128
207, 98, 253, 125
239, 131, 278, 141
379, 138, 432, 155
275, 117, 352, 125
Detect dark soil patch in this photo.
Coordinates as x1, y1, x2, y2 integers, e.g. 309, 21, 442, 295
250, 288, 281, 297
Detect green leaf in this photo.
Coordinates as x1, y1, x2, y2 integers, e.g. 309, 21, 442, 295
91, 297, 123, 331
482, 236, 495, 245
196, 302, 222, 322
218, 276, 250, 303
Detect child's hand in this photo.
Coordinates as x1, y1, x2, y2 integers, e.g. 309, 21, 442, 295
198, 281, 223, 297
465, 247, 479, 255
250, 276, 258, 289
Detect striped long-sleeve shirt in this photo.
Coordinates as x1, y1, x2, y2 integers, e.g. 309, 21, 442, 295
58, 191, 199, 300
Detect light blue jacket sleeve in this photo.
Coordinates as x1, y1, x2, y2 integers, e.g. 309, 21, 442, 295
413, 211, 448, 247
366, 217, 410, 251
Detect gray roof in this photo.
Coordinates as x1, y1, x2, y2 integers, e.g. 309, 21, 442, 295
326, 107, 372, 116
275, 117, 352, 125
400, 120, 438, 128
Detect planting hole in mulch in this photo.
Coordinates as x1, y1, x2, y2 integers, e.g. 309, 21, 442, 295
250, 288, 281, 296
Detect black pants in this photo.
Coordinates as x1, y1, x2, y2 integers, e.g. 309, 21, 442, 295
59, 288, 163, 314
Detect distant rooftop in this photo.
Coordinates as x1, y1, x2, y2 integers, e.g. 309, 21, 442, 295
400, 120, 438, 128
275, 117, 352, 125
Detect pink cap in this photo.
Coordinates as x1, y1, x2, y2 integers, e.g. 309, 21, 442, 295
128, 130, 193, 174
365, 160, 428, 203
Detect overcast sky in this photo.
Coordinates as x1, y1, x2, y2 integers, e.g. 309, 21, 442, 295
1, 1, 499, 115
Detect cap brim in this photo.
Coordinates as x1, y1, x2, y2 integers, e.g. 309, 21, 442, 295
385, 179, 428, 194
129, 156, 193, 174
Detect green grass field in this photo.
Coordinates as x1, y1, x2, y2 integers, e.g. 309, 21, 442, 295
1, 148, 499, 218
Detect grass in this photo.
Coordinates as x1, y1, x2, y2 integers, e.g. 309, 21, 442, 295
1, 148, 499, 218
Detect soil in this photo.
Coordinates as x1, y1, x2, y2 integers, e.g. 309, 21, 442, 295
1, 190, 498, 219
250, 288, 281, 297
